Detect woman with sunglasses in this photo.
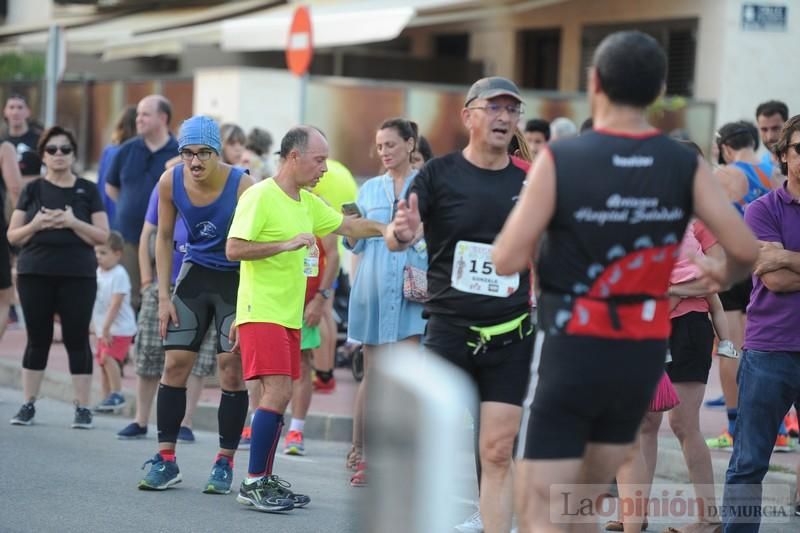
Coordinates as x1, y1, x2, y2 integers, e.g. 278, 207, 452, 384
343, 118, 428, 486
7, 126, 109, 429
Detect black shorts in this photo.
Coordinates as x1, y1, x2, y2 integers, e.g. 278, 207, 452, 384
423, 313, 534, 406
518, 333, 665, 460
666, 312, 714, 384
718, 278, 752, 312
0, 218, 11, 290
164, 263, 238, 354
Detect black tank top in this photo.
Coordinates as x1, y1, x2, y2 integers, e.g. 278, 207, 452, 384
536, 129, 697, 341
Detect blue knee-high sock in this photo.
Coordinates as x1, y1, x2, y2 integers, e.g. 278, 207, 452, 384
247, 408, 284, 478
727, 408, 738, 437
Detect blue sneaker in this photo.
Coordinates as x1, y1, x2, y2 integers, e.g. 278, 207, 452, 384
704, 394, 726, 409
177, 426, 195, 443
138, 454, 182, 490
94, 392, 126, 413
117, 422, 147, 439
203, 456, 233, 494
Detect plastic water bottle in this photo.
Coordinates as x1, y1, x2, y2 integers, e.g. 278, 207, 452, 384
304, 242, 319, 277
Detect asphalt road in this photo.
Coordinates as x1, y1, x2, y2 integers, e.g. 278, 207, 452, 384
0, 387, 364, 533
2, 386, 796, 533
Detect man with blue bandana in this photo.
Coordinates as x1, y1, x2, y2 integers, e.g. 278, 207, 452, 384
137, 116, 264, 502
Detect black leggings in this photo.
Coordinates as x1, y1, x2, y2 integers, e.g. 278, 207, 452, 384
17, 274, 96, 375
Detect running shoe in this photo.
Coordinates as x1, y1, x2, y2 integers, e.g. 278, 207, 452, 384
138, 454, 182, 490
716, 339, 739, 359
239, 426, 251, 450
117, 422, 148, 439
312, 375, 336, 393
705, 430, 734, 452
72, 405, 93, 429
10, 402, 35, 426
94, 392, 126, 413
203, 456, 233, 494
704, 395, 726, 409
795, 502, 800, 517
267, 475, 311, 507
177, 426, 196, 443
785, 412, 799, 438
455, 510, 483, 533
236, 477, 295, 512
773, 434, 793, 453
284, 430, 305, 456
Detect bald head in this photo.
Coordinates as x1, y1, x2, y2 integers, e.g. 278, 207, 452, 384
279, 125, 327, 159
136, 94, 172, 139
278, 125, 329, 188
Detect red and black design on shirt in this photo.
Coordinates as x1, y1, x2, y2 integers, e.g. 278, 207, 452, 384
536, 129, 697, 341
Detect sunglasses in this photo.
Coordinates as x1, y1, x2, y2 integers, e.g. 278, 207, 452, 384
44, 144, 73, 156
788, 143, 800, 156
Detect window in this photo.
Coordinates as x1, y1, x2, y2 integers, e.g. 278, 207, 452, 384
434, 33, 470, 59
519, 28, 561, 90
579, 19, 698, 96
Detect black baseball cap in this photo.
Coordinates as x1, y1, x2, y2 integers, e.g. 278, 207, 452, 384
464, 77, 522, 107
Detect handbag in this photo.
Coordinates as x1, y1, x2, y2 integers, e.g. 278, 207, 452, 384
649, 372, 680, 412
402, 264, 428, 303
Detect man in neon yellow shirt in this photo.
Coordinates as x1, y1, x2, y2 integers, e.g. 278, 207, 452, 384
226, 126, 384, 513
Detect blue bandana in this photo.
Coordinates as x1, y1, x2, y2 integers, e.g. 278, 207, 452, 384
178, 115, 222, 155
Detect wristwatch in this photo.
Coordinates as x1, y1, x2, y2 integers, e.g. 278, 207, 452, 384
317, 288, 332, 300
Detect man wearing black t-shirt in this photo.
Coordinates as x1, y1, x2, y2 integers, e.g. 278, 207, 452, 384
492, 31, 758, 532
387, 76, 532, 533
3, 95, 42, 179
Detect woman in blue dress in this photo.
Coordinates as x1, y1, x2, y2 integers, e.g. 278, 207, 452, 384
344, 118, 428, 485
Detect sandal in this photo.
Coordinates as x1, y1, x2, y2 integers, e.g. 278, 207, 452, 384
661, 522, 721, 533
350, 461, 367, 487
346, 445, 363, 471
605, 517, 648, 531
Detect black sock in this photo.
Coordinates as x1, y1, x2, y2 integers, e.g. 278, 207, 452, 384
157, 384, 186, 444
218, 389, 249, 450
316, 369, 333, 382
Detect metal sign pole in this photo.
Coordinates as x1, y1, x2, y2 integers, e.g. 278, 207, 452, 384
44, 25, 63, 127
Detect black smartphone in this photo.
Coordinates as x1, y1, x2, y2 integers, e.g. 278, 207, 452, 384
342, 202, 363, 217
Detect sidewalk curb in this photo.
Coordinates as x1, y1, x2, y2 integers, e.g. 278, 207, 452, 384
656, 437, 798, 506
0, 358, 353, 442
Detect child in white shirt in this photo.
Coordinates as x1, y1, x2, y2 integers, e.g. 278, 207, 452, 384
92, 231, 137, 412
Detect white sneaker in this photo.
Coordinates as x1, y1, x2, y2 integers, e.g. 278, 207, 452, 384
455, 510, 483, 533
716, 339, 739, 359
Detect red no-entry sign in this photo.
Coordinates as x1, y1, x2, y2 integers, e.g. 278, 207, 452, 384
286, 6, 313, 76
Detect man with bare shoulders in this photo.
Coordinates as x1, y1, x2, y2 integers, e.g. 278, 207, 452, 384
137, 116, 254, 498
490, 31, 758, 532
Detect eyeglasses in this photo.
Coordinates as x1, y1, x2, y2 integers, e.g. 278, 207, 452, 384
44, 144, 73, 156
179, 149, 215, 161
467, 103, 524, 118
788, 143, 800, 155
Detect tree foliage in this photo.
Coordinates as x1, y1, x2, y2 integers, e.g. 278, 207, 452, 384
0, 53, 46, 81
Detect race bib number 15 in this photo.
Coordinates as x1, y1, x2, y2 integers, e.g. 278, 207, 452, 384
451, 241, 519, 297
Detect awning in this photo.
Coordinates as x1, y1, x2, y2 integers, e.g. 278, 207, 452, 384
221, 3, 415, 52
0, 0, 563, 60
0, 0, 279, 57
